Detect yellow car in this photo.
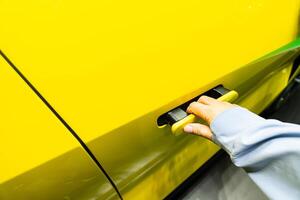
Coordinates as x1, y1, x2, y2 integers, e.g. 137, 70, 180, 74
1, 0, 300, 199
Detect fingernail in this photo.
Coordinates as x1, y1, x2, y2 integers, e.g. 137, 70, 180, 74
184, 125, 193, 133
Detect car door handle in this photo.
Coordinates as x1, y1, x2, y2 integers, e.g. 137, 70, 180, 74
157, 86, 239, 136
171, 90, 238, 135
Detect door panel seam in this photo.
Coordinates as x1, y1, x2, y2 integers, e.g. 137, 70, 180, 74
0, 50, 123, 200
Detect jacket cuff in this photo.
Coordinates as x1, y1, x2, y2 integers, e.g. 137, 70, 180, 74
210, 107, 265, 155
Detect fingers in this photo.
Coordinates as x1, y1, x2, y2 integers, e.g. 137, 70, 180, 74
183, 123, 213, 140
186, 101, 211, 123
197, 95, 217, 105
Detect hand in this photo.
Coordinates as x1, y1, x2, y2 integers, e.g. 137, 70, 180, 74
183, 95, 237, 140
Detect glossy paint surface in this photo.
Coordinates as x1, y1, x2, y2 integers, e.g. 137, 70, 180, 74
87, 46, 299, 199
0, 57, 118, 199
1, 0, 299, 142
1, 0, 300, 199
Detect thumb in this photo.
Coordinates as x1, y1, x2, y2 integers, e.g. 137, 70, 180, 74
183, 123, 213, 140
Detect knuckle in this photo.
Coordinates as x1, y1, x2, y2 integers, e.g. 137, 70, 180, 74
195, 126, 205, 135
188, 102, 198, 110
198, 96, 207, 102
190, 101, 198, 107
194, 127, 202, 135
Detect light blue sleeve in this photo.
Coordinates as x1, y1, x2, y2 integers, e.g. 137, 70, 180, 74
210, 107, 300, 200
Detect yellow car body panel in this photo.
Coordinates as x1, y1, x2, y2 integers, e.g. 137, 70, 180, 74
0, 58, 119, 199
1, 0, 300, 199
1, 0, 299, 142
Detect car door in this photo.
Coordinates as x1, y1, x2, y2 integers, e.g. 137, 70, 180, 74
1, 0, 300, 199
0, 56, 120, 199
